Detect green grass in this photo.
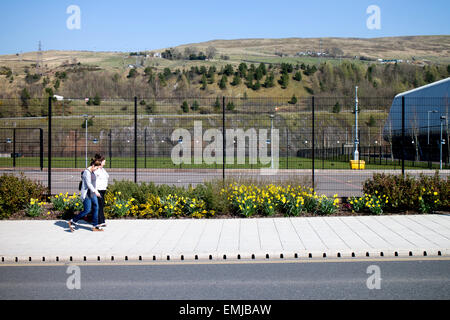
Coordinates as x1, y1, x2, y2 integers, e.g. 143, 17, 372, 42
0, 156, 446, 170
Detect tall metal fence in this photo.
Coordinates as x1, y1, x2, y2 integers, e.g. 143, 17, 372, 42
0, 96, 448, 197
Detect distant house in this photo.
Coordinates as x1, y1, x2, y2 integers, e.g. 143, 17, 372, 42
53, 95, 64, 101
379, 59, 404, 64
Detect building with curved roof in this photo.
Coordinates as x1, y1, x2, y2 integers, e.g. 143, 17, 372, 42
383, 77, 449, 162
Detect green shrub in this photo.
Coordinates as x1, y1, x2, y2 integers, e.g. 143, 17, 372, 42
349, 192, 388, 215
0, 173, 48, 219
50, 192, 83, 217
363, 172, 449, 213
106, 180, 226, 218
25, 198, 47, 217
106, 180, 193, 207
188, 181, 228, 214
181, 101, 189, 113
316, 195, 340, 215
106, 180, 157, 205
221, 182, 339, 217
104, 191, 135, 218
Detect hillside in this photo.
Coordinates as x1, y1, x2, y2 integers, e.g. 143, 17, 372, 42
0, 36, 449, 100
174, 35, 450, 63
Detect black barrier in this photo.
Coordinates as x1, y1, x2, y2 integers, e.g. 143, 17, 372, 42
0, 95, 447, 196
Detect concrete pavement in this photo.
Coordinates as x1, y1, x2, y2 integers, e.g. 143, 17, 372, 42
1, 214, 450, 264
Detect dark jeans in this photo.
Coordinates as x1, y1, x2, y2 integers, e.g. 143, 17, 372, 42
98, 190, 106, 224
73, 196, 99, 226
87, 190, 106, 224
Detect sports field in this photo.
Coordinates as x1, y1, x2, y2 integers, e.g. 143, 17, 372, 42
0, 155, 446, 170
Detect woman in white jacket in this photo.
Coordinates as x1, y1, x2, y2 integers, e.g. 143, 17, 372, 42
94, 154, 109, 227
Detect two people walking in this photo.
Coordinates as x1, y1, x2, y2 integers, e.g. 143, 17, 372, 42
68, 154, 109, 232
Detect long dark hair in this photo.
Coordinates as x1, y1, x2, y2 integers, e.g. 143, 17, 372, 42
90, 159, 102, 167
90, 154, 105, 166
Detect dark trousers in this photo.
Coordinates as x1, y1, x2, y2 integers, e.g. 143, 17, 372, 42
98, 190, 106, 224
74, 196, 99, 226
88, 190, 106, 224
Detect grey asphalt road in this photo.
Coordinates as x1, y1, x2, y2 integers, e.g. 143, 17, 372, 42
1, 258, 449, 300
2, 169, 448, 197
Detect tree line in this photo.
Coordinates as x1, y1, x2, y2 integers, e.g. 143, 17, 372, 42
3, 59, 449, 104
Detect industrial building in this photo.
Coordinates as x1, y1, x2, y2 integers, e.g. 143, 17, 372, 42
383, 77, 449, 162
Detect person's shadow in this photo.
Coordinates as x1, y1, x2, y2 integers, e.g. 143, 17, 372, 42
54, 220, 94, 232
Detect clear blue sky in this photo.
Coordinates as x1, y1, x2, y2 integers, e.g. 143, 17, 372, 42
0, 0, 449, 54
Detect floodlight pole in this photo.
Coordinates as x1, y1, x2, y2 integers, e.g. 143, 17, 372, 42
353, 86, 359, 161
270, 113, 274, 169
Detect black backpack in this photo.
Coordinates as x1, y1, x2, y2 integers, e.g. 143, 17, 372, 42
78, 170, 85, 191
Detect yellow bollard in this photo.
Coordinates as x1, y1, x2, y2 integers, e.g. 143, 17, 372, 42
349, 160, 365, 170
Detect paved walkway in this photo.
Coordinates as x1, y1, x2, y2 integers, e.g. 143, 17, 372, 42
1, 215, 450, 263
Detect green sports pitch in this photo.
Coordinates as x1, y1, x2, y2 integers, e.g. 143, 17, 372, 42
0, 156, 445, 170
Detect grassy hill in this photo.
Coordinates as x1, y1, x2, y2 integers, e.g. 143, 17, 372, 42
0, 36, 449, 100
174, 36, 450, 63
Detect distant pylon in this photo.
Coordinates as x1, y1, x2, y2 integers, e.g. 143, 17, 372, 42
36, 40, 43, 75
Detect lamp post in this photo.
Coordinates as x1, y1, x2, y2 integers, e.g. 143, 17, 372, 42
354, 86, 359, 161
270, 114, 274, 169
428, 110, 438, 145
440, 116, 447, 170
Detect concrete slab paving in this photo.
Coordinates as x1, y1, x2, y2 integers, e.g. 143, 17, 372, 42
239, 219, 260, 253
306, 217, 350, 250
0, 215, 450, 263
194, 219, 223, 254
323, 217, 371, 250
289, 218, 328, 251
273, 218, 305, 251
216, 219, 240, 253
258, 219, 284, 252
403, 216, 450, 244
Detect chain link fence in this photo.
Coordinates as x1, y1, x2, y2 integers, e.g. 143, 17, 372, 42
0, 96, 448, 197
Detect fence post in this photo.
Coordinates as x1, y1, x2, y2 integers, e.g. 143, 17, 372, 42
108, 129, 112, 169
286, 127, 289, 170
312, 96, 315, 191
144, 127, 147, 169
40, 128, 43, 171
402, 96, 405, 176
48, 96, 52, 196
322, 130, 325, 170
134, 96, 138, 183
74, 129, 77, 169
222, 96, 226, 181
12, 128, 16, 168
379, 146, 382, 165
